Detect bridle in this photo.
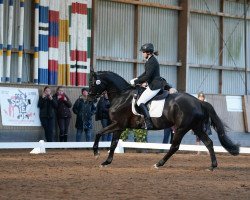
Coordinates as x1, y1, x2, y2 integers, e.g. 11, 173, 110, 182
89, 76, 107, 98
89, 71, 134, 98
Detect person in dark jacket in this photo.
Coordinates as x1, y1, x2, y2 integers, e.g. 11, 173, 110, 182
53, 86, 72, 142
38, 86, 58, 142
95, 91, 112, 141
130, 43, 164, 129
73, 88, 96, 142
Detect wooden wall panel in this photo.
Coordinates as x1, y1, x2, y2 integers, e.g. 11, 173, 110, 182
206, 95, 245, 132
243, 95, 250, 132
0, 84, 248, 142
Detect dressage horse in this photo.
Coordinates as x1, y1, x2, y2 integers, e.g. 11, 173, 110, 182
89, 71, 239, 170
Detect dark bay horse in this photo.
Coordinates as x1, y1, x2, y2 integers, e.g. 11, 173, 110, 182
89, 71, 239, 170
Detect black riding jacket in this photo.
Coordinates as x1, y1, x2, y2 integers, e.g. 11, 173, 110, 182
73, 96, 96, 129
134, 55, 164, 90
38, 96, 58, 118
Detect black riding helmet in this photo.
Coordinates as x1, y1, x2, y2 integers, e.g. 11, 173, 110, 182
140, 43, 154, 53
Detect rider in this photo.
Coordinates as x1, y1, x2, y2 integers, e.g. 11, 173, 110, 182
130, 43, 164, 129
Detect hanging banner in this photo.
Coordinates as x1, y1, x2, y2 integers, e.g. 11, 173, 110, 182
0, 87, 41, 126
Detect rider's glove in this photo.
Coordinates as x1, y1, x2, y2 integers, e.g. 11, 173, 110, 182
169, 88, 178, 94
130, 78, 138, 86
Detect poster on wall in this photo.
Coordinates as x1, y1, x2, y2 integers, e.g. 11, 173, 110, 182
0, 87, 41, 126
226, 96, 243, 112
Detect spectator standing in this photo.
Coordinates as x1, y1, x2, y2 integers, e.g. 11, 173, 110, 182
38, 86, 58, 142
196, 91, 212, 155
73, 88, 96, 142
54, 86, 72, 142
162, 128, 174, 144
95, 91, 112, 141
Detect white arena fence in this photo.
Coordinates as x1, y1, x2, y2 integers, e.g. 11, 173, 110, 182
0, 140, 250, 154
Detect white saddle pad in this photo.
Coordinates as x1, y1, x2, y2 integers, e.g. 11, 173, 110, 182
132, 98, 165, 118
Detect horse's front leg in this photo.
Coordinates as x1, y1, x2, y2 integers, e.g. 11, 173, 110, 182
93, 122, 119, 157
100, 130, 122, 167
93, 133, 102, 157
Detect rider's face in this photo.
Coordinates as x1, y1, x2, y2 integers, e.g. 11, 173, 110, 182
142, 52, 148, 59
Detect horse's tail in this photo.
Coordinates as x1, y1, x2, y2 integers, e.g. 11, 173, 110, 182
201, 101, 240, 156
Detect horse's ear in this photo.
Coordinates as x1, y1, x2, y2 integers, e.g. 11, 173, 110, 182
90, 67, 94, 73
89, 70, 97, 87
92, 72, 97, 79
90, 68, 97, 78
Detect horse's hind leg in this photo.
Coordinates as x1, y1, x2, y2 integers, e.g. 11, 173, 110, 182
100, 130, 122, 167
155, 129, 186, 168
195, 131, 218, 171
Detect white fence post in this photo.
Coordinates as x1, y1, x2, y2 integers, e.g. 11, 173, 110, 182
114, 140, 124, 153
30, 140, 46, 154
0, 141, 248, 154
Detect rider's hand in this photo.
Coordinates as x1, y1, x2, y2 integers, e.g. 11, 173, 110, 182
169, 88, 178, 94
130, 78, 138, 86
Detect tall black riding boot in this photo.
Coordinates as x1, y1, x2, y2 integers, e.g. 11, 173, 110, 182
139, 103, 153, 129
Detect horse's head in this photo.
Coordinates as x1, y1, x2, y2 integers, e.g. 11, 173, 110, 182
88, 71, 107, 99
89, 70, 131, 100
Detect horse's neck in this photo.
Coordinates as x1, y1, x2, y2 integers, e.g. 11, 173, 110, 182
106, 73, 130, 90
108, 88, 134, 104
105, 81, 130, 100
100, 72, 131, 101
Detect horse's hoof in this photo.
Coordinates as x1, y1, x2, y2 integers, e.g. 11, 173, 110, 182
94, 151, 100, 159
101, 161, 111, 166
99, 164, 107, 168
153, 164, 159, 169
94, 153, 100, 160
207, 166, 217, 171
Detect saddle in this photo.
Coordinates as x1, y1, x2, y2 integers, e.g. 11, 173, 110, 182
135, 86, 169, 101
132, 86, 169, 118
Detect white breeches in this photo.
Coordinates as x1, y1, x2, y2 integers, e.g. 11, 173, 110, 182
137, 87, 160, 106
